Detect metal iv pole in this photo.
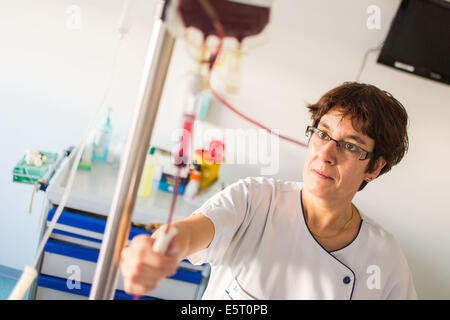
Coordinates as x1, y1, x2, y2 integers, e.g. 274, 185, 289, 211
89, 0, 175, 300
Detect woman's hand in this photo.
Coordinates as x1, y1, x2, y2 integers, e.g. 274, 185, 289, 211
120, 233, 179, 296
120, 214, 214, 296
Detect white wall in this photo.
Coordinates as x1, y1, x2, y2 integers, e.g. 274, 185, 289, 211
0, 0, 449, 299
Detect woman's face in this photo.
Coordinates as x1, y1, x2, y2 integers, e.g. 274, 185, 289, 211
302, 108, 380, 201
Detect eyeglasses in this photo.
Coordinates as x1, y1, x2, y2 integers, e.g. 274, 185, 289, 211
305, 126, 374, 161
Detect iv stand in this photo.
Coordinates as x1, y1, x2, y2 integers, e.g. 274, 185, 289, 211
89, 0, 175, 300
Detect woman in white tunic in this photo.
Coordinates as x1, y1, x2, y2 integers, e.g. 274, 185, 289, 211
120, 82, 417, 299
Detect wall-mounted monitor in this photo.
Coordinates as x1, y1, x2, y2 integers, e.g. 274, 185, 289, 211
377, 0, 450, 85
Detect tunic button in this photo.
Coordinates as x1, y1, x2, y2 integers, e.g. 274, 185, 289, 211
343, 276, 351, 284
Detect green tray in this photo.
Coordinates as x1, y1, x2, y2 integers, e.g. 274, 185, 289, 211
12, 151, 59, 184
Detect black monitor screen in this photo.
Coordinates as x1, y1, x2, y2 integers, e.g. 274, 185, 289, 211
377, 0, 450, 85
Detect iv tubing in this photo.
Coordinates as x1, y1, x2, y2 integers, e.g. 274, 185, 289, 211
198, 0, 307, 148
33, 39, 122, 270
9, 28, 124, 301
210, 87, 307, 148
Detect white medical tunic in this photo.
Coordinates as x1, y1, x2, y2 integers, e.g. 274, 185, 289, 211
187, 177, 417, 300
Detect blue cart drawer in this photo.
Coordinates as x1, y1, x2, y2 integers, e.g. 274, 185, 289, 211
36, 274, 156, 300
47, 207, 149, 240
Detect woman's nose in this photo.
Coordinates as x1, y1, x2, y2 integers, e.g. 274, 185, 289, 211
317, 140, 338, 164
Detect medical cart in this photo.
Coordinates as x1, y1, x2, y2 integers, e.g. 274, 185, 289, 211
31, 149, 210, 300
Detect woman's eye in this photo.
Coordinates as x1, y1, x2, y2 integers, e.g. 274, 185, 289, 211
318, 131, 328, 139
344, 143, 358, 152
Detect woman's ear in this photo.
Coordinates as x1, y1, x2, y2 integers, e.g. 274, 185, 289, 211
366, 157, 387, 181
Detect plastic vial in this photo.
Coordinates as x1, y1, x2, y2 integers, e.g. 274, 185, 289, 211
183, 169, 201, 202
226, 46, 242, 94
93, 107, 113, 162
138, 147, 157, 197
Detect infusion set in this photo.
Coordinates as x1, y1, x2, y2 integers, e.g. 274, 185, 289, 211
164, 0, 275, 173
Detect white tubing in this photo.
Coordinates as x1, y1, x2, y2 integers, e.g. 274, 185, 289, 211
152, 225, 178, 254
31, 41, 123, 270
8, 266, 38, 300
8, 2, 130, 299
9, 78, 102, 300
118, 0, 136, 39
9, 90, 104, 300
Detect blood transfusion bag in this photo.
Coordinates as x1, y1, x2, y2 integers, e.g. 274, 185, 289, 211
175, 0, 272, 42
165, 0, 273, 93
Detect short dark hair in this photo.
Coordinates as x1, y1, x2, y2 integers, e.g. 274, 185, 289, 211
307, 82, 409, 191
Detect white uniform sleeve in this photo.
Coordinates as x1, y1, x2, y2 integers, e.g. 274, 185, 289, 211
385, 269, 418, 299
186, 178, 254, 266
385, 241, 418, 299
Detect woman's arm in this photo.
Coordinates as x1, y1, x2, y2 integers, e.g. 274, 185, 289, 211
164, 213, 215, 260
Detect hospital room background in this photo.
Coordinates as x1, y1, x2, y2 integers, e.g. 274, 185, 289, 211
0, 0, 449, 300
